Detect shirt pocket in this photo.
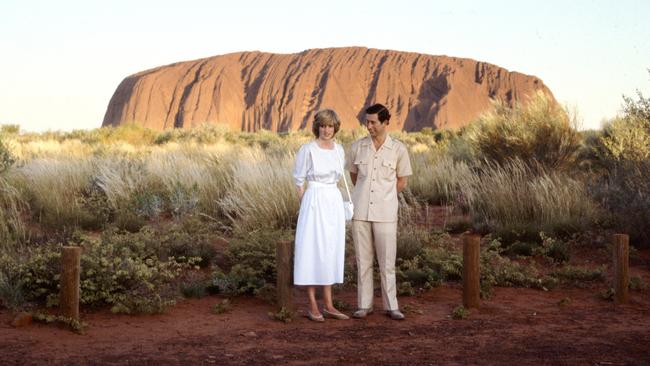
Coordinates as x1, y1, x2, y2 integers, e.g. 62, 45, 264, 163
354, 158, 369, 177
380, 159, 397, 181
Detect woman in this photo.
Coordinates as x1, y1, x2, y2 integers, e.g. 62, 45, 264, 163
293, 109, 349, 322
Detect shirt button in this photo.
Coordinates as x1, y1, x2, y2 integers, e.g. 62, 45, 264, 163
370, 202, 373, 204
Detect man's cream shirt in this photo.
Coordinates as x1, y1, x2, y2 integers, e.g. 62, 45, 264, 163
345, 135, 413, 222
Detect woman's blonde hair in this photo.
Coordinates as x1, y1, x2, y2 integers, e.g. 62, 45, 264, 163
311, 109, 341, 137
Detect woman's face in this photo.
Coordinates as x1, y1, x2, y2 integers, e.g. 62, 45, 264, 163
318, 123, 336, 141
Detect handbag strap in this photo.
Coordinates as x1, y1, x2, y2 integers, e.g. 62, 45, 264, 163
334, 144, 352, 202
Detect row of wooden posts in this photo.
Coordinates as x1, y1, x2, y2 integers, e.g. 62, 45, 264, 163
58, 234, 631, 320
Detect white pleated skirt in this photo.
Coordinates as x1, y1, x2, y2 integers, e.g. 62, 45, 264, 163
293, 182, 346, 285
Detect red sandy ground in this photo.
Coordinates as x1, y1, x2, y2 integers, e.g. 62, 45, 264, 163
1, 285, 649, 365
1, 207, 649, 365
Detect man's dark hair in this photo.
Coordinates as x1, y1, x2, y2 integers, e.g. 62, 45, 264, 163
365, 103, 391, 124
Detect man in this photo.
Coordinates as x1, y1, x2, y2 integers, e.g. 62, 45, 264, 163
346, 103, 412, 320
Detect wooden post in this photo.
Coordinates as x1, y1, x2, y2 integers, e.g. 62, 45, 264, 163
463, 234, 481, 309
60, 246, 82, 320
276, 240, 294, 312
612, 234, 630, 305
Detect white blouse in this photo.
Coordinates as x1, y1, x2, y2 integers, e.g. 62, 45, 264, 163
293, 141, 345, 187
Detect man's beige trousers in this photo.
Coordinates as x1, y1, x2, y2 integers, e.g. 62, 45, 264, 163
351, 220, 398, 311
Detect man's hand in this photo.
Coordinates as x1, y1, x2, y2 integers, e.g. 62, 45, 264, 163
396, 176, 408, 193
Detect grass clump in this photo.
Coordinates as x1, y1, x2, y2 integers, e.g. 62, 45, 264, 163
466, 91, 581, 172
212, 299, 232, 314
451, 305, 469, 320
459, 160, 600, 241
268, 307, 293, 323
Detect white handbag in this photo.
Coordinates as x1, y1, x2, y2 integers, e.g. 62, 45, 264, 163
335, 146, 354, 221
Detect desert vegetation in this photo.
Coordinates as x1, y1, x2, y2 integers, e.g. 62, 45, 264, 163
0, 91, 648, 315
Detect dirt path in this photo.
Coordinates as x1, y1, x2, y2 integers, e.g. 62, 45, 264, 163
2, 284, 649, 366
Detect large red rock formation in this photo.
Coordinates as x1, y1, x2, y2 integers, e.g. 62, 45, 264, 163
102, 47, 553, 132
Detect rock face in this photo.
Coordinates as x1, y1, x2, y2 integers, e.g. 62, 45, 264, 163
102, 47, 553, 132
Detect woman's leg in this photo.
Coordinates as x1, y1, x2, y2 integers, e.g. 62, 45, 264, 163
307, 286, 320, 315
323, 285, 339, 312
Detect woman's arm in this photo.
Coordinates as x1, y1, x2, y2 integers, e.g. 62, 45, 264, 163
293, 144, 309, 201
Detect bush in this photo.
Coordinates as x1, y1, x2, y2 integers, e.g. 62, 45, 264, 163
0, 229, 200, 314
396, 233, 462, 289
598, 116, 650, 163
480, 238, 552, 297
180, 271, 210, 299
592, 86, 650, 247
550, 265, 605, 287
535, 233, 570, 263
452, 305, 470, 319
211, 229, 294, 296
467, 91, 581, 172
0, 269, 26, 311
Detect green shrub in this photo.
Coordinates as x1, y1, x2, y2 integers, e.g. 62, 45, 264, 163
480, 238, 551, 297
396, 226, 428, 260
180, 272, 209, 299
269, 307, 293, 323
211, 264, 266, 295
212, 298, 232, 314
33, 312, 87, 334
466, 91, 581, 172
452, 305, 469, 319
164, 231, 217, 268
535, 232, 570, 263
592, 88, 650, 247
599, 116, 650, 163
210, 229, 293, 295
0, 269, 26, 311
0, 229, 199, 314
397, 281, 416, 296
550, 265, 605, 287
397, 233, 462, 289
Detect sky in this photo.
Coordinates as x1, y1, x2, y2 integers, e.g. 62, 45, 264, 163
1, 0, 648, 132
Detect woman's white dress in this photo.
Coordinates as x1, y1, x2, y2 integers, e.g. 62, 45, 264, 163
293, 141, 346, 285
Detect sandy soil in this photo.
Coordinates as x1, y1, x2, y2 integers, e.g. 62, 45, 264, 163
2, 281, 649, 365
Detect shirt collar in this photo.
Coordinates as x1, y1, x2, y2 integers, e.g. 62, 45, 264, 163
361, 134, 394, 150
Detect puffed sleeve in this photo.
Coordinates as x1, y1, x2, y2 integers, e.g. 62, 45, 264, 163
293, 144, 309, 187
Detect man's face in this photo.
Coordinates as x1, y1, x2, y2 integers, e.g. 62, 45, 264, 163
365, 113, 387, 137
